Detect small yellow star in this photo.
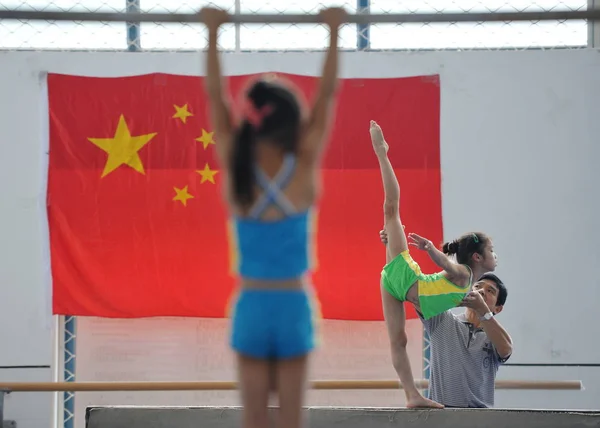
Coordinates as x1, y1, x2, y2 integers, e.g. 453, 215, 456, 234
172, 104, 193, 124
195, 129, 215, 150
196, 163, 219, 184
173, 185, 194, 206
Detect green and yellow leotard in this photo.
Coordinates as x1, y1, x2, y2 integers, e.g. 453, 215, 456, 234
381, 250, 472, 320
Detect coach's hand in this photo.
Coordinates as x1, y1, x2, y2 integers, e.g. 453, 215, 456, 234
460, 290, 490, 316
379, 225, 405, 245
379, 229, 388, 245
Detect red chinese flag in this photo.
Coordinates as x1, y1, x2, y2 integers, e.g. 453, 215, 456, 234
48, 72, 441, 320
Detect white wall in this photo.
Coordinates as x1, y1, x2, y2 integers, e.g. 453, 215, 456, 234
0, 49, 599, 428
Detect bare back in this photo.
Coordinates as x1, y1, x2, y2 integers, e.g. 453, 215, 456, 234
225, 132, 320, 221
224, 129, 322, 290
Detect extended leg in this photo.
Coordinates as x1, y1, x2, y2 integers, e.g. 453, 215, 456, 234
370, 120, 409, 260
371, 120, 443, 409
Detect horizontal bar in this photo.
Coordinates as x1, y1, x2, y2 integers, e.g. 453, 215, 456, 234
0, 379, 583, 392
0, 10, 598, 24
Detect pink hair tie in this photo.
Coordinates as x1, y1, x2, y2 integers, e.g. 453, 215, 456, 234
244, 99, 273, 129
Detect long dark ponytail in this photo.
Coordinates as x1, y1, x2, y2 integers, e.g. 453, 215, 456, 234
231, 120, 256, 209
230, 78, 302, 210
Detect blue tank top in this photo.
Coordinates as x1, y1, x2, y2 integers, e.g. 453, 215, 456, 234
232, 153, 313, 281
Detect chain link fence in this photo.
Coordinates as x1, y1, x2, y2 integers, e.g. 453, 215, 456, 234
0, 0, 592, 51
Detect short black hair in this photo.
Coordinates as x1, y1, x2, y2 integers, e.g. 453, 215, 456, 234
478, 272, 507, 306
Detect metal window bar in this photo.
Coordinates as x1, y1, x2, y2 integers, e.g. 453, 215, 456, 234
357, 0, 370, 50
126, 0, 140, 52
0, 9, 599, 24
591, 0, 600, 46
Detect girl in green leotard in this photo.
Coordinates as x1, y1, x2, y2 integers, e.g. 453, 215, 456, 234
369, 120, 498, 408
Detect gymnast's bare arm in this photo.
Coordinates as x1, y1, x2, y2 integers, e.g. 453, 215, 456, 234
300, 7, 347, 163
408, 233, 471, 284
200, 7, 233, 167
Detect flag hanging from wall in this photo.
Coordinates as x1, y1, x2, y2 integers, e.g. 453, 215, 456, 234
47, 72, 441, 320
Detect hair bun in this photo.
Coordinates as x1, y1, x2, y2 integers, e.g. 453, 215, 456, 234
442, 239, 460, 255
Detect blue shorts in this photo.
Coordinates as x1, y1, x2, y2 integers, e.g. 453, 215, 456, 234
230, 288, 318, 360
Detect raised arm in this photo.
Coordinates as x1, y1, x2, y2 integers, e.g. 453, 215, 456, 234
301, 7, 346, 161
200, 7, 233, 166
408, 233, 471, 281
461, 290, 513, 359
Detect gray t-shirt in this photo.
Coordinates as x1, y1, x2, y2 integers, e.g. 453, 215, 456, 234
421, 310, 510, 408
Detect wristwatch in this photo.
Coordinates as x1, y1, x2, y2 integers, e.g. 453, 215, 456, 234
480, 312, 494, 322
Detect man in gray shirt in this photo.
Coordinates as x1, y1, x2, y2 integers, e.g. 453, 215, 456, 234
423, 272, 512, 407
379, 230, 513, 407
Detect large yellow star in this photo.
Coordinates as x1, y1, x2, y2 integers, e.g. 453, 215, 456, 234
196, 163, 219, 184
195, 129, 215, 150
88, 115, 157, 178
173, 185, 194, 206
172, 104, 193, 124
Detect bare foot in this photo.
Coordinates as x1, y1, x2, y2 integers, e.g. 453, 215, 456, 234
369, 120, 388, 156
406, 394, 445, 409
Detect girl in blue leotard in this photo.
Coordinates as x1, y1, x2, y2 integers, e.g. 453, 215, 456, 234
199, 7, 345, 428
